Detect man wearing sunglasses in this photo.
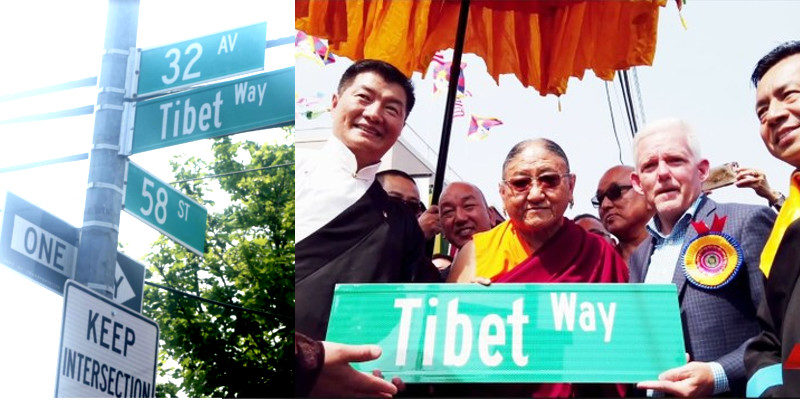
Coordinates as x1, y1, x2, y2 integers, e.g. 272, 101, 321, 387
594, 165, 655, 262
376, 169, 441, 240
630, 119, 776, 397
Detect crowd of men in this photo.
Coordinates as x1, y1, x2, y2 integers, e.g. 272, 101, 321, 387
295, 41, 800, 398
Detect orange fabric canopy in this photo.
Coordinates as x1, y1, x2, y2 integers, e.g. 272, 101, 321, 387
296, 0, 666, 96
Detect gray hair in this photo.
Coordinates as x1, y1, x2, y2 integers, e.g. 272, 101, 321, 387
502, 138, 570, 179
632, 118, 702, 165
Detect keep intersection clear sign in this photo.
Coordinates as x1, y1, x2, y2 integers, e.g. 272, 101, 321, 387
326, 283, 686, 383
56, 280, 159, 398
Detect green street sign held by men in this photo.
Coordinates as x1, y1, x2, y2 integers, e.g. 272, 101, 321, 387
326, 283, 686, 383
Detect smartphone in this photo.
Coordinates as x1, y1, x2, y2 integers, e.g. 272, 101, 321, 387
703, 162, 739, 191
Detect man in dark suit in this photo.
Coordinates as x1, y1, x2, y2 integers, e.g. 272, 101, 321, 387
629, 118, 776, 397
296, 60, 440, 342
744, 40, 800, 397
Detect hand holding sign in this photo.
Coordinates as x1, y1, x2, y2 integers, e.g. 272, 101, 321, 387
310, 341, 400, 398
636, 360, 715, 397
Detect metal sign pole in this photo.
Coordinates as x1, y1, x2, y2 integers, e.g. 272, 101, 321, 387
74, 0, 139, 298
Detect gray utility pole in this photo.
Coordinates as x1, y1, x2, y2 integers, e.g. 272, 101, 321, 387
75, 0, 139, 298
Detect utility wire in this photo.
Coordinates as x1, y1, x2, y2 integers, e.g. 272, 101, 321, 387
0, 153, 89, 174
145, 281, 291, 322
617, 70, 638, 137
604, 81, 624, 165
0, 77, 97, 103
0, 105, 93, 125
170, 162, 293, 184
0, 35, 295, 103
631, 67, 647, 126
621, 70, 639, 133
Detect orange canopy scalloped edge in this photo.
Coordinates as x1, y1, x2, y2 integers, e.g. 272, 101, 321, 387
296, 0, 666, 97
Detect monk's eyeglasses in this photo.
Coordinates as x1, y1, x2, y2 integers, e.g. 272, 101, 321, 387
503, 173, 571, 193
591, 184, 633, 208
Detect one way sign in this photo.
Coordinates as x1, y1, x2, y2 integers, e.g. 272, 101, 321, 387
1, 192, 145, 311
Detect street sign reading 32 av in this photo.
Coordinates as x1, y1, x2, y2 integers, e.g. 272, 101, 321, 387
137, 23, 266, 96
123, 162, 207, 256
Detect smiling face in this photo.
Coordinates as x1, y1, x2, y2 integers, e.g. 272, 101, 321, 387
632, 127, 709, 231
499, 143, 575, 242
331, 71, 408, 170
597, 166, 654, 241
756, 53, 800, 168
439, 182, 493, 248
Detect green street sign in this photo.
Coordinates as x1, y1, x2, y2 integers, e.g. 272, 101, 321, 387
137, 23, 266, 96
123, 162, 207, 256
326, 283, 686, 383
127, 67, 294, 154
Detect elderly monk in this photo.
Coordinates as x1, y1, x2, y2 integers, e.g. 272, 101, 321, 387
447, 138, 629, 398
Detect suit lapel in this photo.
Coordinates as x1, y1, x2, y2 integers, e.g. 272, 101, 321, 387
639, 236, 655, 281
673, 197, 717, 301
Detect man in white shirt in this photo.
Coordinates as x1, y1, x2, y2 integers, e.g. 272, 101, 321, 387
296, 60, 440, 342
629, 119, 775, 397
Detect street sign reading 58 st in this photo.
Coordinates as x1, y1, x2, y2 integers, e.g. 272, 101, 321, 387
137, 23, 266, 96
123, 162, 207, 256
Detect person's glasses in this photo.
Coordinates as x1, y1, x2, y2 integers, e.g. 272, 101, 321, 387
503, 173, 571, 193
591, 184, 633, 208
388, 195, 426, 215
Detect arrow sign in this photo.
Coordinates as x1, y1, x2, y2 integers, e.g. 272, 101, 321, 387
137, 22, 266, 96
123, 162, 207, 256
0, 192, 79, 294
127, 67, 293, 154
115, 252, 145, 312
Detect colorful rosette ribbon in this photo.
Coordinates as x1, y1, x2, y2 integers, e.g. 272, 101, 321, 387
680, 215, 743, 289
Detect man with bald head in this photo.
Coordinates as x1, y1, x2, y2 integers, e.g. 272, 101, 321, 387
438, 182, 494, 250
594, 165, 655, 261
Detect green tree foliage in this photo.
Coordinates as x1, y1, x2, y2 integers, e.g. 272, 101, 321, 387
142, 135, 294, 398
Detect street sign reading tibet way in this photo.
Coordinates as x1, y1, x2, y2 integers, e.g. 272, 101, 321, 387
137, 22, 266, 96
0, 193, 147, 310
127, 67, 293, 154
56, 280, 158, 398
123, 162, 207, 256
326, 283, 686, 383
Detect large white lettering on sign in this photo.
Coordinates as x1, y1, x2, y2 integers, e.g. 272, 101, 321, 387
392, 293, 617, 368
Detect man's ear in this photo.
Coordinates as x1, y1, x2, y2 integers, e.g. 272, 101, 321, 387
498, 181, 509, 202
331, 93, 339, 110
631, 170, 645, 195
697, 158, 710, 182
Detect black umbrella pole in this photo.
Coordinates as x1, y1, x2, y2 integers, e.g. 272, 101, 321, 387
428, 0, 470, 255
431, 0, 470, 205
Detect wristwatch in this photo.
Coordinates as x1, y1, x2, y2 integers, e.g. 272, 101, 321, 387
770, 191, 786, 211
